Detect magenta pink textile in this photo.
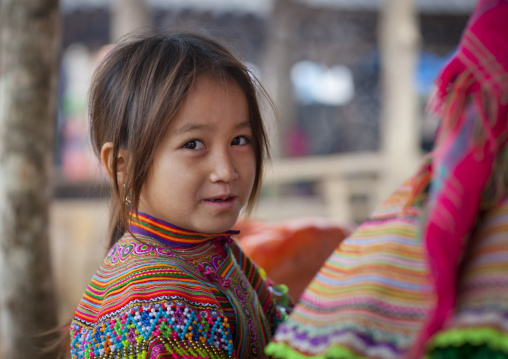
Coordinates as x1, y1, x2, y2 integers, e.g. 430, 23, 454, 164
414, 0, 508, 355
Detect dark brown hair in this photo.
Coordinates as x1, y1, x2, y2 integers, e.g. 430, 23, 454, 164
89, 32, 271, 248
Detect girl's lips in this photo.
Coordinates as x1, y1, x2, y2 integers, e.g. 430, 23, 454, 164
202, 196, 238, 210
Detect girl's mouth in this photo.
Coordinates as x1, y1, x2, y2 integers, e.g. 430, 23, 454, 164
203, 196, 237, 210
209, 197, 233, 202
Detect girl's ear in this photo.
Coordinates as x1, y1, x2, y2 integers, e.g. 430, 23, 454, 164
100, 142, 128, 185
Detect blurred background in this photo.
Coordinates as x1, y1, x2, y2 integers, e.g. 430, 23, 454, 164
0, 0, 477, 357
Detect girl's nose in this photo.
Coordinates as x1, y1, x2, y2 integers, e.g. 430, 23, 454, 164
209, 151, 239, 183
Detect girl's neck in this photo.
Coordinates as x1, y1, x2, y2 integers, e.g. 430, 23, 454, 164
128, 211, 239, 249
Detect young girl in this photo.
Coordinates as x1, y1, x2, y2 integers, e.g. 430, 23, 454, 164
69, 32, 288, 359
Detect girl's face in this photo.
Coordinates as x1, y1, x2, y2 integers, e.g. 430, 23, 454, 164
138, 76, 256, 233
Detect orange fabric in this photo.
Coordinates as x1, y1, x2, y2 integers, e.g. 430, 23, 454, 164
235, 219, 350, 300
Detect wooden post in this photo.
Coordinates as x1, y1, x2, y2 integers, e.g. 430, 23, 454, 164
0, 0, 60, 358
111, 0, 150, 42
321, 178, 353, 224
378, 0, 422, 197
261, 0, 298, 158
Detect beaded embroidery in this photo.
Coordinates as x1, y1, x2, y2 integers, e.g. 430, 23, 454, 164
71, 301, 235, 359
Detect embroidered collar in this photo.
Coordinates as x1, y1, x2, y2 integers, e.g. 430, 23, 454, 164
128, 212, 239, 249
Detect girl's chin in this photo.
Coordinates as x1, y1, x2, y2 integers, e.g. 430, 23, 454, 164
195, 217, 239, 234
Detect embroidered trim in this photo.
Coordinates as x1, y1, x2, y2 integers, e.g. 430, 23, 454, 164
198, 262, 232, 289
128, 212, 239, 249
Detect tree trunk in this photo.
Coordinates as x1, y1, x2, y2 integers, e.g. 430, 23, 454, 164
0, 1, 60, 358
379, 0, 421, 196
111, 0, 150, 42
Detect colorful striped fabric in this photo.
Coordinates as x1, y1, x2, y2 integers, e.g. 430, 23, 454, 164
129, 212, 240, 249
266, 174, 436, 359
267, 2, 508, 358
411, 1, 508, 351
426, 197, 508, 358
265, 174, 508, 359
70, 212, 284, 359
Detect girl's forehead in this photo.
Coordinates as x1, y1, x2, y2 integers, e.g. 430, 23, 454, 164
166, 76, 251, 133
185, 76, 245, 105
190, 75, 243, 97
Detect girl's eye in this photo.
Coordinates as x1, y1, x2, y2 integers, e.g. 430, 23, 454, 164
183, 139, 205, 150
231, 136, 250, 146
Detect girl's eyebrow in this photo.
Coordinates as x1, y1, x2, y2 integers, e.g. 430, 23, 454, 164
235, 121, 252, 130
175, 121, 251, 135
175, 124, 209, 135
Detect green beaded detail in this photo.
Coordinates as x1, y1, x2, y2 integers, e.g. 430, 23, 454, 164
425, 327, 508, 359
265, 341, 370, 359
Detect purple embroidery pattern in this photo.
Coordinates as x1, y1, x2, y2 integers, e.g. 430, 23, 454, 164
148, 342, 164, 359
197, 263, 231, 289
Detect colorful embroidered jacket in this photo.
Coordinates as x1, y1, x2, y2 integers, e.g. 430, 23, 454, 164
70, 213, 287, 359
